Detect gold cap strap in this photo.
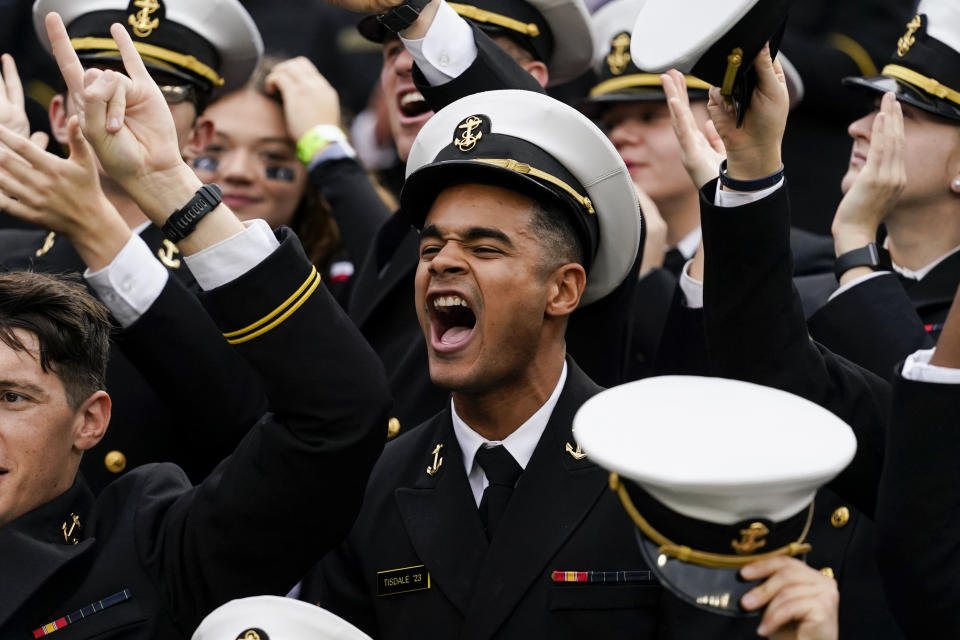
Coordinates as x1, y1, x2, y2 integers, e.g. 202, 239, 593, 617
473, 158, 595, 214
448, 3, 540, 38
882, 64, 960, 106
590, 73, 711, 98
71, 36, 225, 87
609, 472, 813, 569
721, 47, 743, 96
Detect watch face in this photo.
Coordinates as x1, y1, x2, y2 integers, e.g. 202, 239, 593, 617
379, 0, 431, 32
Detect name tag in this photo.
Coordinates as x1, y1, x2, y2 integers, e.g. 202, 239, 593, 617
377, 565, 431, 597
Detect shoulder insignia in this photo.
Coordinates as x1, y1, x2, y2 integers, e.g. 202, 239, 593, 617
606, 32, 632, 76
157, 239, 182, 269
35, 231, 56, 258
128, 0, 163, 38
897, 15, 922, 57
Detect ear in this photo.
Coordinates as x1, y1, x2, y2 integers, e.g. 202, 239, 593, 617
521, 61, 549, 88
181, 115, 214, 158
544, 263, 587, 317
72, 390, 112, 453
48, 94, 70, 145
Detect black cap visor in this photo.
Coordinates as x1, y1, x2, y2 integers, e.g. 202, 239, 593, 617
580, 87, 709, 119
842, 74, 960, 123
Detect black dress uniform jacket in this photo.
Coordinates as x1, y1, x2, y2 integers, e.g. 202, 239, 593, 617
695, 179, 904, 638
0, 225, 267, 491
875, 373, 960, 637
0, 228, 389, 639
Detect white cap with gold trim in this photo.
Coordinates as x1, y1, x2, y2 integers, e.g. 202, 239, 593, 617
191, 596, 372, 640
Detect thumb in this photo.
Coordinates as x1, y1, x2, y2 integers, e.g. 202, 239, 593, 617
66, 115, 92, 162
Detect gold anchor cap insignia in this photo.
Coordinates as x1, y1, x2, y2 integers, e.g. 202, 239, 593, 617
453, 115, 484, 152
606, 32, 632, 76
897, 15, 922, 57
426, 443, 444, 476
62, 513, 82, 545
730, 522, 769, 554
128, 0, 162, 38
236, 630, 267, 640
565, 442, 587, 460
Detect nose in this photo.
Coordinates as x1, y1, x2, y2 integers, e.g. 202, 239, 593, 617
427, 243, 467, 277
608, 119, 641, 150
394, 47, 414, 77
217, 148, 257, 184
848, 110, 877, 142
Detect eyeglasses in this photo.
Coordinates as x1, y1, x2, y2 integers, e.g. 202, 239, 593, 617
158, 84, 198, 106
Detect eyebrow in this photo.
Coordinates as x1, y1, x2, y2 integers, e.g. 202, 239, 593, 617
420, 225, 514, 246
0, 379, 46, 397
211, 133, 295, 148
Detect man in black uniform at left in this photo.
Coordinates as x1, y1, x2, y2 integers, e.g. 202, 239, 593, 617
0, 0, 266, 491
0, 16, 388, 638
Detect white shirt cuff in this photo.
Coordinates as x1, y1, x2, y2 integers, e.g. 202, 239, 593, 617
714, 178, 784, 208
678, 259, 704, 309
827, 270, 892, 302
902, 348, 960, 384
184, 219, 280, 291
400, 1, 477, 86
85, 233, 169, 328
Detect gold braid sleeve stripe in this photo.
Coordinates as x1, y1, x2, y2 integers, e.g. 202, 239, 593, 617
827, 33, 879, 77
223, 267, 321, 345
590, 73, 711, 97
473, 159, 595, 214
448, 3, 540, 37
70, 37, 225, 87
609, 472, 813, 569
882, 64, 960, 105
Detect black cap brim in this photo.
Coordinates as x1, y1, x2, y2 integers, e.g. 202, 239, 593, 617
842, 74, 960, 123
579, 88, 709, 118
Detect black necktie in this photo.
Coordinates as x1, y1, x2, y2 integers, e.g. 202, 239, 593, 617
663, 248, 687, 276
475, 445, 523, 541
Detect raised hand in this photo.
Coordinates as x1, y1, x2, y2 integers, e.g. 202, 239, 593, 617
0, 54, 49, 148
707, 43, 789, 181
265, 57, 341, 142
662, 69, 726, 189
740, 557, 839, 640
831, 92, 905, 263
0, 119, 130, 270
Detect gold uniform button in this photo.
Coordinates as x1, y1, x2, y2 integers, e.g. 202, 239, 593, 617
387, 418, 401, 440
830, 506, 850, 528
820, 567, 835, 579
104, 450, 127, 474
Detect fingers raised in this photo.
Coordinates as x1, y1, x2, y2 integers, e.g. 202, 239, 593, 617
46, 12, 86, 97
1, 54, 24, 106
111, 22, 153, 85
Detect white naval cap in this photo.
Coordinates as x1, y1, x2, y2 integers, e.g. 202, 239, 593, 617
573, 375, 856, 616
33, 0, 263, 95
401, 89, 643, 306
191, 596, 372, 640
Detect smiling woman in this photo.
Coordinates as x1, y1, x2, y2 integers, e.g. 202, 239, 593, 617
190, 57, 349, 299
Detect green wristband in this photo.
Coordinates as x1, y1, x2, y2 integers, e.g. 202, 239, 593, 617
296, 125, 348, 165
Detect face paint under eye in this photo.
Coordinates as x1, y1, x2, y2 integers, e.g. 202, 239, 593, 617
265, 166, 297, 182
193, 156, 219, 172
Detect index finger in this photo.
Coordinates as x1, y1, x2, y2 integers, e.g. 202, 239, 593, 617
2, 54, 25, 106
110, 23, 153, 85
45, 12, 85, 96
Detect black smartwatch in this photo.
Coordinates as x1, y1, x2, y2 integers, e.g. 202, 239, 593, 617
833, 242, 885, 280
161, 184, 223, 242
377, 0, 431, 33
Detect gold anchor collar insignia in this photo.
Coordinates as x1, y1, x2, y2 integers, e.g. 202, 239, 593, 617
453, 115, 486, 152
606, 32, 632, 76
128, 0, 163, 38
157, 239, 182, 269
35, 231, 56, 258
565, 442, 587, 460
426, 443, 444, 476
730, 522, 769, 554
897, 14, 922, 57
62, 513, 82, 545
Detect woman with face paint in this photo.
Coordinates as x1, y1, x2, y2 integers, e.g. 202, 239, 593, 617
191, 56, 357, 304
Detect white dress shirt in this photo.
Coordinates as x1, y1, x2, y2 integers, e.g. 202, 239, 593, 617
451, 362, 568, 506
400, 0, 478, 86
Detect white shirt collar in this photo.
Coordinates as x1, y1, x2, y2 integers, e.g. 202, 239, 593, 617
890, 243, 960, 281
674, 227, 702, 260
451, 362, 568, 505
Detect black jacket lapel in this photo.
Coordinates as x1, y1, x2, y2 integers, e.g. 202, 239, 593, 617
349, 216, 418, 328
461, 361, 607, 639
905, 250, 960, 315
394, 411, 489, 616
0, 480, 96, 626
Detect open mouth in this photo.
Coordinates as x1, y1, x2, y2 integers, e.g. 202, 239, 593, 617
398, 89, 431, 119
429, 293, 477, 353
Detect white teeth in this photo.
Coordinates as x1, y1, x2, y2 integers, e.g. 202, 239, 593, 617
400, 91, 426, 106
433, 295, 469, 309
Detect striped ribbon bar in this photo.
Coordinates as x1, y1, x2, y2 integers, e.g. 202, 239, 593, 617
33, 589, 132, 638
551, 570, 653, 583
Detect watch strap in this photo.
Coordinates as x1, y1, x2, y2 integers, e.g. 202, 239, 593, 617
161, 183, 223, 242
719, 159, 785, 192
377, 0, 431, 33
834, 242, 885, 280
